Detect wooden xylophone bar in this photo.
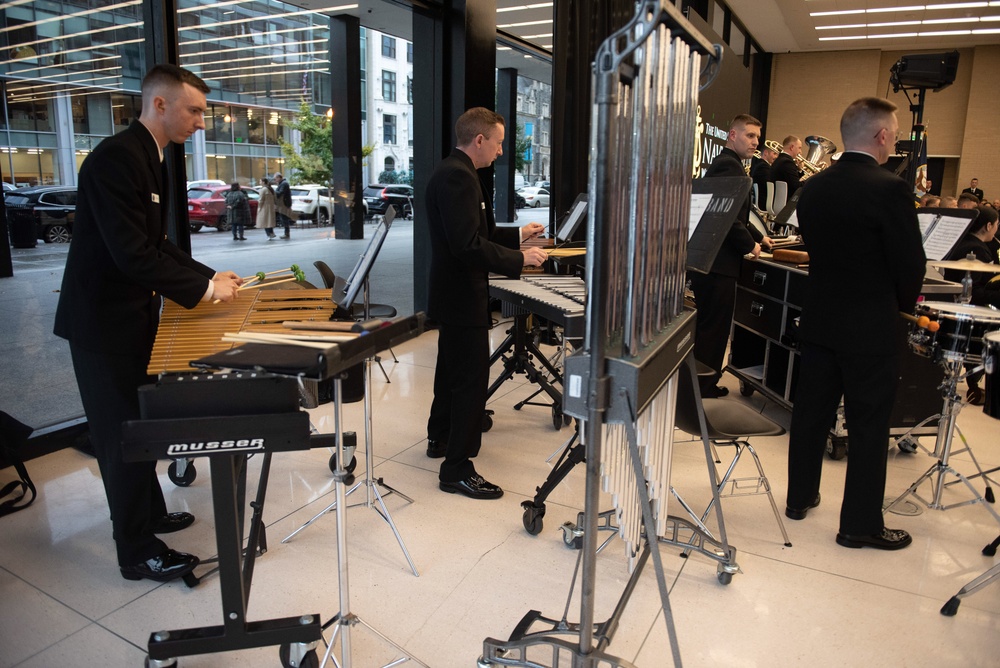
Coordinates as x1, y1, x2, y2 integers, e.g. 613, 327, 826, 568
149, 288, 336, 375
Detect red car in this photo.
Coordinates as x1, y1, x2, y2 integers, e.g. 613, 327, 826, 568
187, 186, 260, 232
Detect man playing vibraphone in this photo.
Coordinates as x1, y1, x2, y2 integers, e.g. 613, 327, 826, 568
424, 107, 546, 500
54, 65, 242, 583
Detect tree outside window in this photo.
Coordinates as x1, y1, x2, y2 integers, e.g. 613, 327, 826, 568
382, 70, 396, 102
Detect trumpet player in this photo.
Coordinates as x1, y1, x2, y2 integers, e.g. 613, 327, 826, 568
769, 135, 804, 197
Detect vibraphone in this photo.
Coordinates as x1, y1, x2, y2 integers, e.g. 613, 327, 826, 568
481, 3, 726, 667
149, 288, 337, 374
127, 304, 425, 667
487, 276, 586, 429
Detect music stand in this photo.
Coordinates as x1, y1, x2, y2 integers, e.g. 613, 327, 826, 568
283, 206, 420, 579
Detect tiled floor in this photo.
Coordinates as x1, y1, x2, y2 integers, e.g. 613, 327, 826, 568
2, 324, 1000, 667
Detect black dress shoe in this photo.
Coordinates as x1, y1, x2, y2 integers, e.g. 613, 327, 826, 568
785, 493, 821, 520
426, 439, 447, 459
701, 385, 729, 398
836, 527, 912, 551
151, 512, 195, 534
439, 474, 504, 500
120, 549, 199, 582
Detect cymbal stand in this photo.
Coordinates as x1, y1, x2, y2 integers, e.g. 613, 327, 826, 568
283, 277, 419, 577
884, 357, 1000, 526
317, 377, 426, 668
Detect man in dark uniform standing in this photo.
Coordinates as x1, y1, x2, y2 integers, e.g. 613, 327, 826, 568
54, 65, 242, 581
424, 107, 547, 499
689, 114, 766, 397
961, 177, 984, 202
785, 97, 926, 551
769, 135, 804, 199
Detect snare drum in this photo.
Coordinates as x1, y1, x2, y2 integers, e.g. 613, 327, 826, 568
911, 302, 1000, 363
984, 330, 1000, 420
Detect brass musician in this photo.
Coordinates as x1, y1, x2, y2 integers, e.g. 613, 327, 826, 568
769, 135, 804, 197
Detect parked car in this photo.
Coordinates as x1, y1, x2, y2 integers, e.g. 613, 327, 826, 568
2, 181, 17, 192
186, 179, 227, 189
363, 183, 413, 219
532, 180, 550, 190
514, 191, 527, 209
517, 186, 550, 208
4, 185, 76, 243
187, 186, 259, 232
289, 184, 334, 225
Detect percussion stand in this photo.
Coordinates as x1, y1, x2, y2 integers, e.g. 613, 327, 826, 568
884, 357, 1000, 526
318, 377, 426, 668
282, 278, 419, 577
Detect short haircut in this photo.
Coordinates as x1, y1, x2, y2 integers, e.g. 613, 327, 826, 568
924, 196, 940, 207
782, 135, 800, 148
731, 114, 761, 129
958, 192, 981, 205
970, 205, 998, 234
455, 107, 505, 146
840, 97, 897, 146
141, 64, 210, 96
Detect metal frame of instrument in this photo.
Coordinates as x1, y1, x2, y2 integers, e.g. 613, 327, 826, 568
180, 315, 426, 668
480, 3, 727, 666
282, 210, 420, 580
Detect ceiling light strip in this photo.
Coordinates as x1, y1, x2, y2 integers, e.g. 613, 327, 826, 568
812, 2, 993, 17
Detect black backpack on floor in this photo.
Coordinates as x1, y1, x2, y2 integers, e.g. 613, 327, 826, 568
0, 411, 36, 517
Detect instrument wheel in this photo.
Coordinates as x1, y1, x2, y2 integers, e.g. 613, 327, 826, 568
144, 657, 177, 668
328, 453, 357, 475
481, 410, 494, 432
560, 523, 583, 549
167, 460, 197, 487
551, 405, 564, 431
717, 569, 733, 586
279, 643, 319, 668
522, 503, 545, 535
739, 380, 755, 397
826, 436, 848, 461
896, 436, 918, 454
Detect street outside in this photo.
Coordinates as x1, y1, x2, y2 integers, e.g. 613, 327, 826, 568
1, 206, 550, 430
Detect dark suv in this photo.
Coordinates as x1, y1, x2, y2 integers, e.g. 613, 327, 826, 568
4, 185, 76, 243
363, 184, 414, 219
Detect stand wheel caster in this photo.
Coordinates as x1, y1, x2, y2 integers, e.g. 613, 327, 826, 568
826, 436, 847, 461
167, 460, 196, 487
522, 503, 545, 535
551, 405, 564, 431
279, 643, 319, 668
986, 487, 995, 504
739, 380, 755, 397
897, 436, 918, 454
328, 453, 357, 475
144, 658, 177, 668
481, 410, 494, 432
940, 596, 960, 616
717, 570, 733, 585
560, 522, 583, 549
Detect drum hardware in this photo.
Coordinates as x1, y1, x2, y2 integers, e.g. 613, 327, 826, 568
928, 257, 1000, 304
940, 330, 1000, 617
885, 316, 1000, 526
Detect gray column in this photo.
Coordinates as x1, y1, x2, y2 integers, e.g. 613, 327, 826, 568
329, 15, 364, 240
53, 94, 78, 187
411, 0, 498, 314
495, 67, 517, 224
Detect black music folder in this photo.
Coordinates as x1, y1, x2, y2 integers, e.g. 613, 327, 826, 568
687, 176, 753, 274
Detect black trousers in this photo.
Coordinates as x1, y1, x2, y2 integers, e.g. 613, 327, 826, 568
689, 271, 737, 392
787, 341, 899, 535
277, 212, 292, 235
427, 325, 490, 482
69, 343, 168, 566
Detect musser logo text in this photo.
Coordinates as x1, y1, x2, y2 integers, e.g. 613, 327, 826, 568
167, 438, 266, 457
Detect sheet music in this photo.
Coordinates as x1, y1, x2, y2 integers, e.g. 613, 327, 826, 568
919, 211, 974, 261
688, 193, 712, 240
